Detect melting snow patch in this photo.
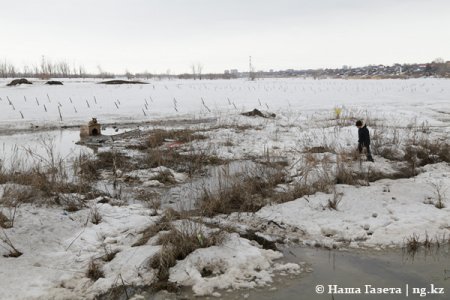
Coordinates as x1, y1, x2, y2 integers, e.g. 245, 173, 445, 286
169, 233, 302, 296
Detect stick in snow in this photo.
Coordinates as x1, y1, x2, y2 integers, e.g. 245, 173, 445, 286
201, 97, 211, 112
58, 106, 63, 121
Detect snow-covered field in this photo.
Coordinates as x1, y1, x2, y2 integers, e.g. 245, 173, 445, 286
1, 78, 449, 299
1, 78, 449, 130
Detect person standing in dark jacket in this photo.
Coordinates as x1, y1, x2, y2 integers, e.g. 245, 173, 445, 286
356, 120, 374, 162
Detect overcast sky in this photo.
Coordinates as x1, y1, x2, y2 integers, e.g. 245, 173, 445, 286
1, 0, 449, 74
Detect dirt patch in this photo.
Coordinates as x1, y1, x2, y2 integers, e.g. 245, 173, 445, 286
45, 80, 63, 85
6, 78, 32, 86
98, 80, 148, 85
241, 109, 276, 118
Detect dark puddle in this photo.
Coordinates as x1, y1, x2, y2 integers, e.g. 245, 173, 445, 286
143, 246, 449, 300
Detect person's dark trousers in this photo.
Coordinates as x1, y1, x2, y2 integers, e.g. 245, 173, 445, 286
359, 143, 374, 162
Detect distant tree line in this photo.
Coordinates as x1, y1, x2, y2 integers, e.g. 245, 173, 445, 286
0, 57, 117, 79
1, 57, 448, 80
0, 57, 89, 79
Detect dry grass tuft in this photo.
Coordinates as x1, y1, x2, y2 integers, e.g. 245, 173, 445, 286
149, 221, 223, 285
0, 212, 11, 229
1, 230, 22, 257
152, 169, 176, 184
145, 129, 207, 149
135, 190, 161, 212
132, 219, 173, 247
430, 182, 446, 209
96, 150, 133, 172
73, 153, 99, 181
304, 146, 335, 154
0, 168, 92, 200
334, 153, 360, 185
198, 167, 287, 216
86, 259, 104, 281
0, 186, 34, 206
405, 234, 421, 255
423, 233, 432, 249
132, 208, 181, 247
327, 189, 344, 210
91, 206, 102, 224
101, 246, 119, 262
142, 148, 224, 176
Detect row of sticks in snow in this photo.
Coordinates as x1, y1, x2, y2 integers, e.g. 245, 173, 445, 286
0, 94, 260, 120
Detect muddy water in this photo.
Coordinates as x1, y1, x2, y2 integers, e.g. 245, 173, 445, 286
146, 246, 449, 300
0, 127, 136, 170
0, 129, 92, 169
223, 247, 449, 300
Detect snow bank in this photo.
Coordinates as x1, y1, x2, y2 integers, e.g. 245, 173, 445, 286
169, 233, 302, 297
254, 163, 450, 248
0, 199, 159, 300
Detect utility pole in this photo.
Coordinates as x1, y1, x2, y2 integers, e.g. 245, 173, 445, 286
249, 56, 254, 80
